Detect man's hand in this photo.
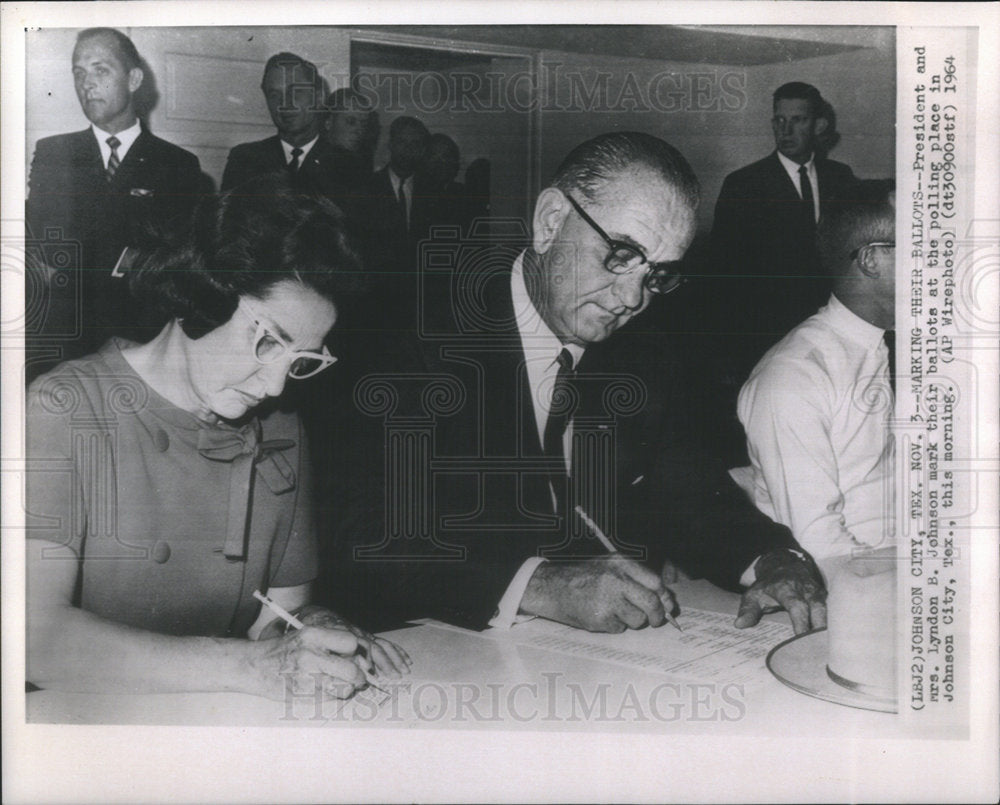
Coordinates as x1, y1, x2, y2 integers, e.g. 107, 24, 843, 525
735, 548, 827, 635
520, 555, 678, 633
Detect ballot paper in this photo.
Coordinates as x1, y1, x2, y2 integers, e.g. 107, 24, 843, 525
508, 608, 795, 686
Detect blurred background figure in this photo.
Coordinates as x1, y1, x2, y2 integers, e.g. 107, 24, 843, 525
414, 132, 466, 241
221, 51, 352, 206
323, 86, 377, 191
464, 157, 491, 235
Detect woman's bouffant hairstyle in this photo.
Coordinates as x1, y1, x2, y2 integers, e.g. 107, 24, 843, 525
130, 173, 368, 339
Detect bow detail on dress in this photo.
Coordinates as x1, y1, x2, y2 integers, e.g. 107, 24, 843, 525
196, 422, 296, 559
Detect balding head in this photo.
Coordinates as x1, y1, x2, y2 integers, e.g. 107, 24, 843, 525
820, 180, 896, 328
528, 132, 699, 346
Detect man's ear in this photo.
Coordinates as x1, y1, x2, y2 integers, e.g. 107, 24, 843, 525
856, 244, 881, 279
813, 116, 829, 137
532, 187, 570, 255
128, 67, 144, 95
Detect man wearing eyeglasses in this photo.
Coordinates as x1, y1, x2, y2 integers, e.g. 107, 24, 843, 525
738, 182, 896, 561
324, 132, 826, 637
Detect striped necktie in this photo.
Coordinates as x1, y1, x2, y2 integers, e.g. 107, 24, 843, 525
106, 135, 121, 183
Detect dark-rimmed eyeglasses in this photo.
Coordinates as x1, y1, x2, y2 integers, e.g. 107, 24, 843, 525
238, 301, 337, 379
849, 241, 896, 261
565, 194, 685, 295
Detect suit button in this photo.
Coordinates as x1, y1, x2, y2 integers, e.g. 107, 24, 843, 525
152, 541, 171, 564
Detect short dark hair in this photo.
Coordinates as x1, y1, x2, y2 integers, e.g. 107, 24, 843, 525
428, 133, 460, 161
818, 179, 895, 273
773, 81, 824, 117
75, 27, 141, 72
130, 173, 367, 339
389, 115, 429, 141
326, 87, 374, 114
550, 131, 700, 211
262, 51, 324, 92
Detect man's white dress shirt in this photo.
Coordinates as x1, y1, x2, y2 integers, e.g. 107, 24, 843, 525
738, 294, 894, 559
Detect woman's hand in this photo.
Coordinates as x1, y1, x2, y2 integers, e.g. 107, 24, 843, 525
296, 606, 413, 679
247, 623, 366, 701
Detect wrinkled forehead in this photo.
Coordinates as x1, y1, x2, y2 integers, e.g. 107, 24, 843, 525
588, 167, 697, 257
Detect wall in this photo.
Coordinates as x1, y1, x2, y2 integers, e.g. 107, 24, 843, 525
533, 37, 895, 232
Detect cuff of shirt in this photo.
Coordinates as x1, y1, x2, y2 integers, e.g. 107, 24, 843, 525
739, 548, 808, 587
488, 557, 547, 630
739, 557, 759, 588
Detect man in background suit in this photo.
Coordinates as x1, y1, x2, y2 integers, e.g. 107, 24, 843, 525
711, 82, 858, 375
221, 52, 347, 200
359, 115, 431, 268
320, 132, 826, 637
26, 27, 202, 379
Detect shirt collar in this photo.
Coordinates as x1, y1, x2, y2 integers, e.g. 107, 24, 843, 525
388, 167, 412, 196
280, 135, 319, 164
511, 250, 585, 369
824, 293, 886, 350
776, 149, 815, 176
92, 119, 142, 160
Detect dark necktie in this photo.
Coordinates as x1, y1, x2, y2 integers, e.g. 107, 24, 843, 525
106, 135, 121, 183
543, 348, 577, 515
397, 181, 409, 232
798, 164, 815, 223
288, 146, 303, 173
883, 329, 896, 396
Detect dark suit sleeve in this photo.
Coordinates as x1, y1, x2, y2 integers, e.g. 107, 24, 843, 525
620, 448, 797, 592
599, 329, 798, 592
160, 145, 203, 221
26, 137, 69, 241
709, 172, 747, 276
221, 144, 252, 192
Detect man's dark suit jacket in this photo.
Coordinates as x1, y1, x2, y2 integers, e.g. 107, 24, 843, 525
26, 127, 202, 378
220, 135, 358, 200
344, 167, 437, 333
316, 251, 797, 631
711, 151, 858, 364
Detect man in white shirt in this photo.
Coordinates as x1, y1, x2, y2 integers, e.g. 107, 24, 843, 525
738, 182, 896, 560
325, 132, 827, 637
26, 27, 202, 377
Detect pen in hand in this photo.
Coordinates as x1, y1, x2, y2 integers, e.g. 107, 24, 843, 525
572, 506, 684, 632
252, 590, 387, 692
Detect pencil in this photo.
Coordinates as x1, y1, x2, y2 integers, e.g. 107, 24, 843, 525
572, 506, 684, 632
252, 590, 387, 691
